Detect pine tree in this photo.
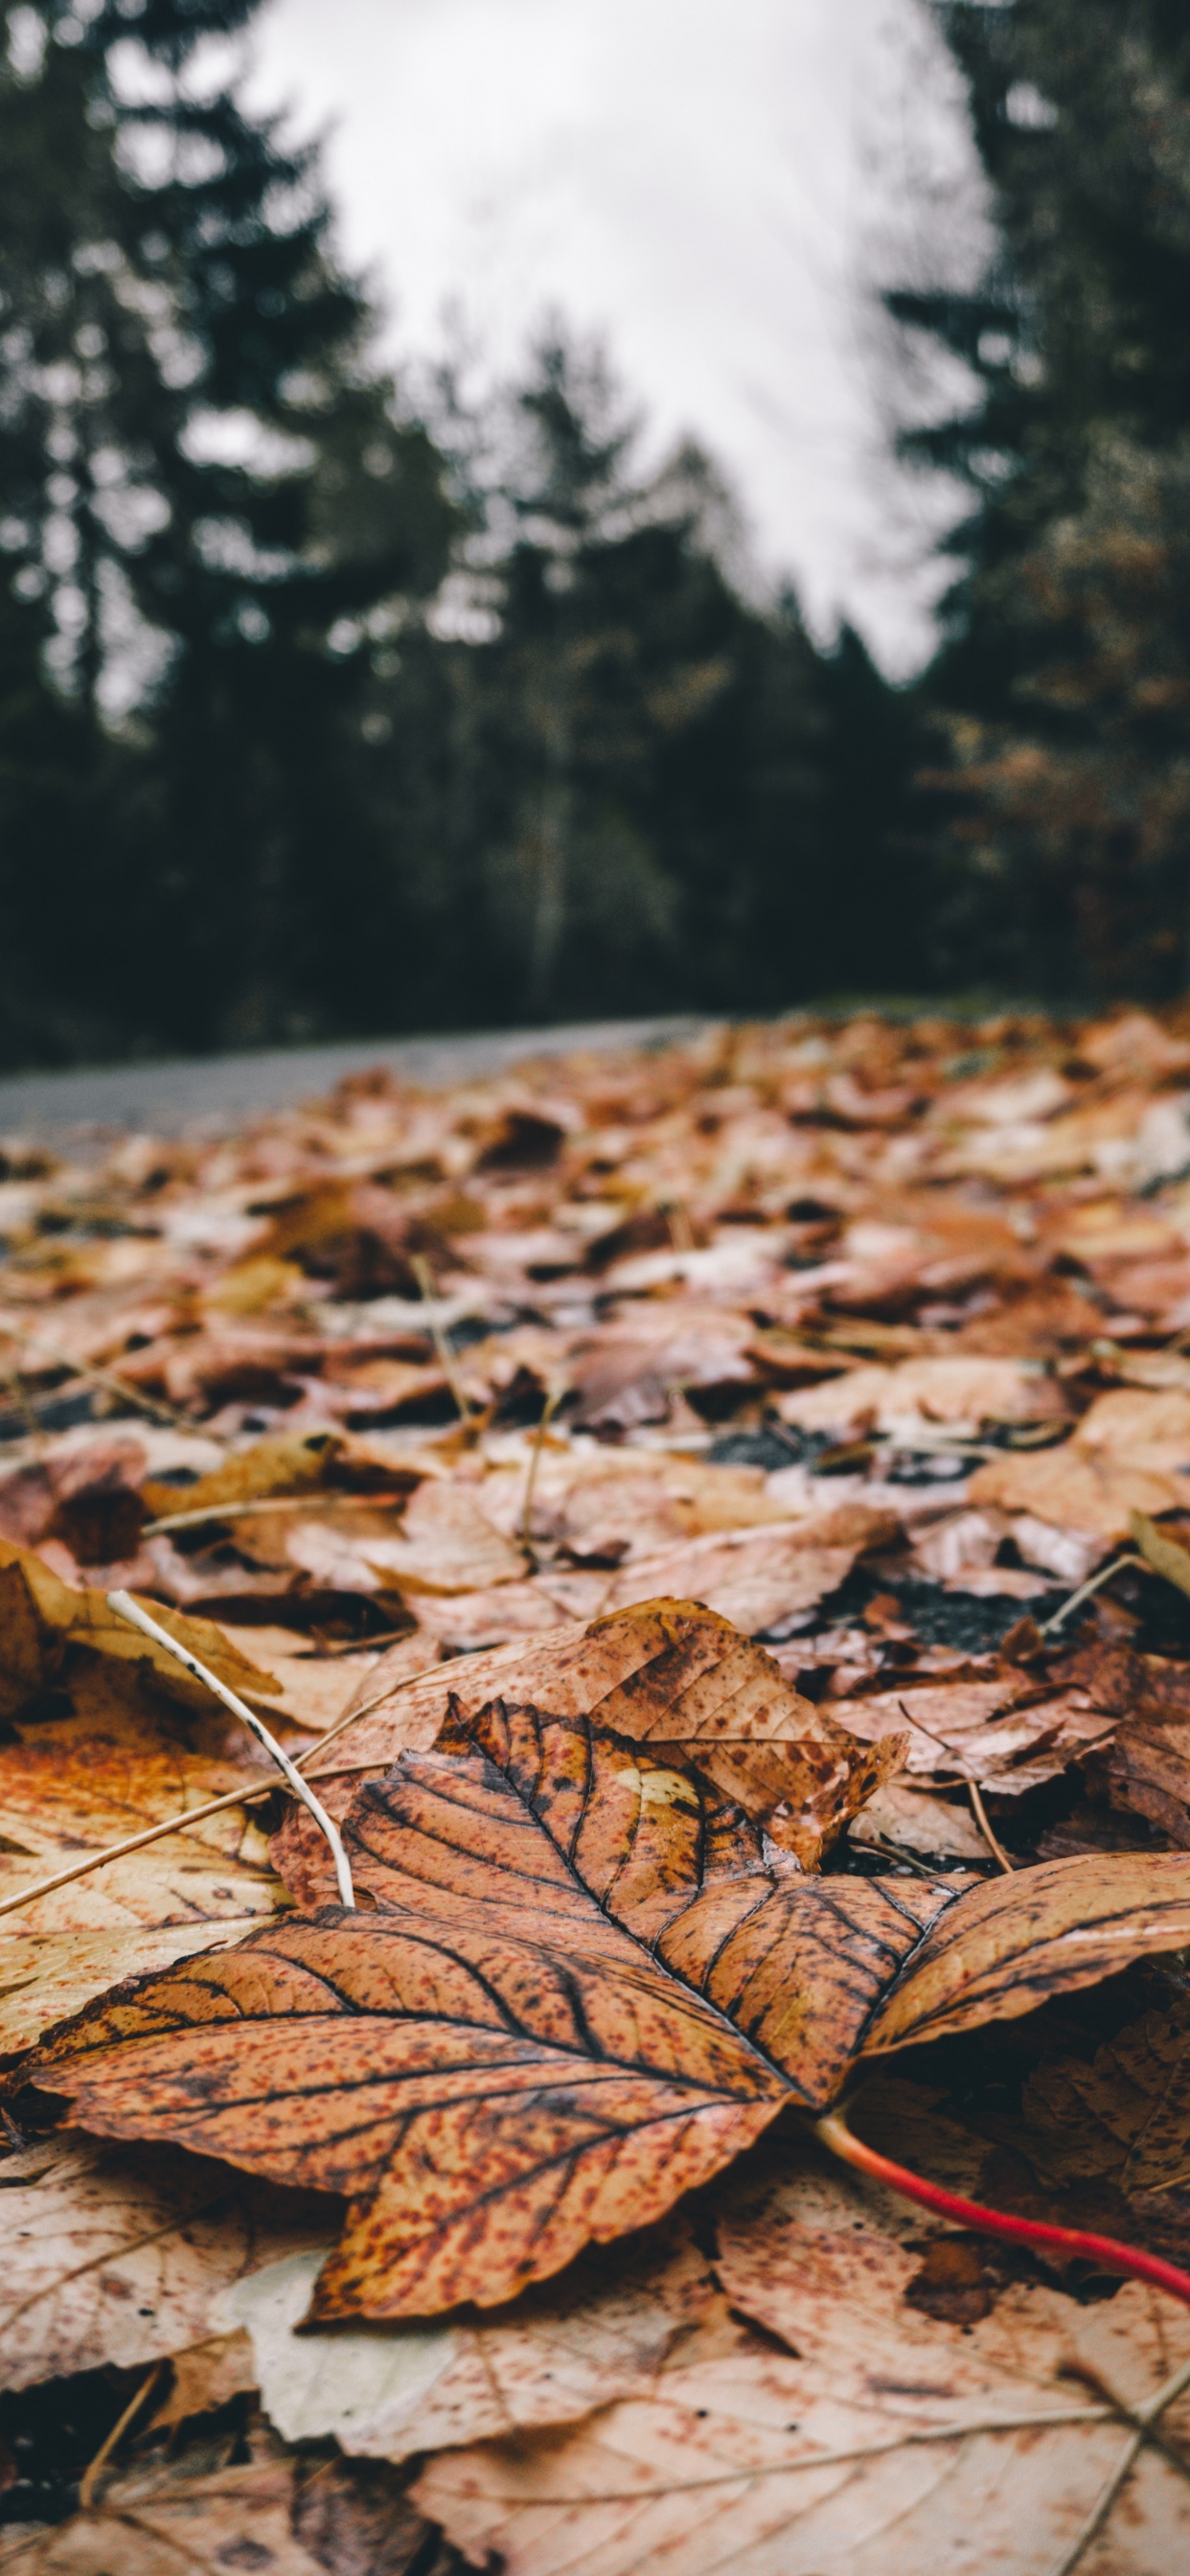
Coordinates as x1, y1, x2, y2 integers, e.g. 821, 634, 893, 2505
434, 337, 830, 1022
0, 0, 457, 1053
894, 0, 1190, 993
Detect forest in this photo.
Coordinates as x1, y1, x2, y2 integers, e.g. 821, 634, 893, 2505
0, 0, 1188, 1064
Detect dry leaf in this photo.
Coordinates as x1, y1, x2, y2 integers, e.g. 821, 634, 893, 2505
217, 2216, 716, 2458
0, 1660, 284, 1936
599, 1524, 862, 1634
969, 1444, 1184, 1539
0, 1537, 278, 1720
149, 2329, 258, 2427
0, 2445, 452, 2576
417, 2140, 1190, 2576
849, 1778, 991, 1863
364, 1478, 529, 1594
1132, 1507, 1190, 1600
860, 1851, 1190, 2053
271, 1597, 903, 1882
0, 2132, 336, 2388
23, 1690, 1190, 2318
1018, 2004, 1190, 2207
140, 1430, 340, 1521
0, 1920, 263, 2058
17, 1015, 1190, 2546
779, 1353, 1061, 1436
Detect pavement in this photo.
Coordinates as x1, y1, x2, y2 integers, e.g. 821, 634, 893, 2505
0, 1015, 714, 1147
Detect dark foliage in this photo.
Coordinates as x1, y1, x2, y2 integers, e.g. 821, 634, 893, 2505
899, 0, 1190, 997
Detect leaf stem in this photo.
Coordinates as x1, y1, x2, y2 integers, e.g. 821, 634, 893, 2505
814, 2106, 1190, 2311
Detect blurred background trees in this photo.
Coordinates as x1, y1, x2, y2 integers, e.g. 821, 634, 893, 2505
895, 0, 1190, 998
0, 0, 1185, 1064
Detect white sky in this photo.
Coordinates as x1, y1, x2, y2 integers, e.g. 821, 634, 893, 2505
247, 0, 988, 676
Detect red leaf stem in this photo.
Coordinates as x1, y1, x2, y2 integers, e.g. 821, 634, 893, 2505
815, 2108, 1190, 2312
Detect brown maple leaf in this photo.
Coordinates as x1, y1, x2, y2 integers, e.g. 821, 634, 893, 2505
16, 1692, 1190, 2321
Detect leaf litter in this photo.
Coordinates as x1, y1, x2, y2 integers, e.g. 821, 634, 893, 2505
9, 1010, 1190, 2563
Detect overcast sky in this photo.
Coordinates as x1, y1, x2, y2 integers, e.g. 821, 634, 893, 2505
248, 0, 988, 675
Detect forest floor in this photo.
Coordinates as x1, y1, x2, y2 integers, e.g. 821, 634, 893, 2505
2, 1007, 1190, 2570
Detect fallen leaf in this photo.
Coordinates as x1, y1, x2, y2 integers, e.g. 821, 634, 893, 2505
779, 1354, 1061, 1436
0, 1537, 278, 1720
17, 1701, 963, 2314
826, 1673, 1108, 1792
0, 2132, 336, 2389
0, 1920, 264, 2058
416, 2139, 1190, 2576
0, 1660, 286, 1935
860, 1852, 1190, 2054
149, 2329, 258, 2427
364, 1478, 529, 1594
140, 1430, 341, 1521
479, 1598, 908, 1867
849, 1779, 991, 1863
271, 1596, 904, 1882
1132, 1507, 1190, 1600
1020, 2000, 1190, 2206
969, 1444, 1183, 1539
0, 2442, 453, 2576
25, 1691, 1190, 2317
217, 2216, 716, 2458
599, 1524, 863, 1635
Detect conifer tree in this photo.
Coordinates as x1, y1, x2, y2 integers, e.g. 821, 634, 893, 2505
436, 337, 830, 1021
897, 0, 1190, 993
0, 0, 456, 1052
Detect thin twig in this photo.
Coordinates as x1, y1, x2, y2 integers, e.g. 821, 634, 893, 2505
1043, 2355, 1190, 2576
896, 1701, 1015, 1871
520, 1385, 564, 1556
143, 1489, 406, 1536
1041, 1553, 1148, 1636
967, 1776, 1015, 1874
106, 1593, 355, 1908
846, 1829, 943, 1879
0, 1655, 443, 1922
411, 1255, 474, 1423
0, 1332, 198, 1435
79, 2362, 165, 2510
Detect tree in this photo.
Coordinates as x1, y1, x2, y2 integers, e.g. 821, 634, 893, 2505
0, 0, 457, 1055
890, 0, 1190, 994
423, 337, 832, 1023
